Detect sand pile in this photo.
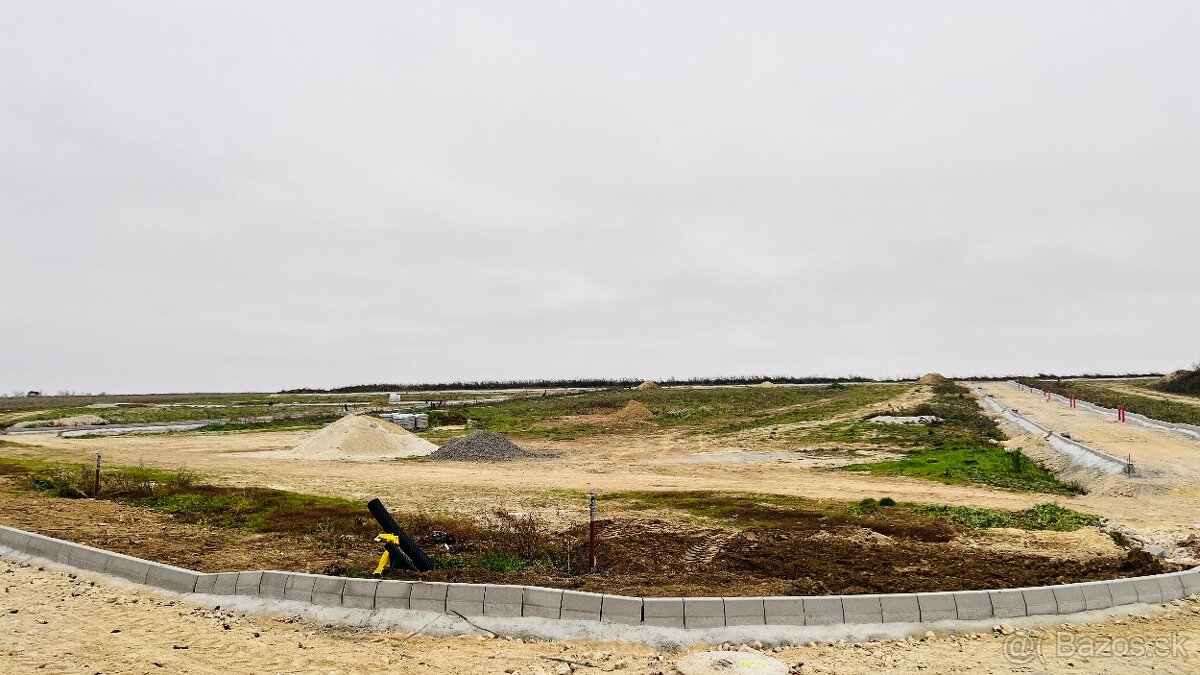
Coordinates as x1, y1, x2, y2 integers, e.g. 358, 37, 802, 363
917, 373, 950, 385
280, 415, 435, 460
14, 414, 107, 429
611, 400, 654, 422
636, 380, 660, 390
757, 380, 778, 388
428, 430, 535, 462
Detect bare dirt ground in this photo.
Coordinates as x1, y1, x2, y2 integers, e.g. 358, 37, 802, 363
6, 384, 1200, 672
3, 423, 1069, 528
3, 556, 1199, 674
0, 488, 1160, 598
978, 382, 1200, 561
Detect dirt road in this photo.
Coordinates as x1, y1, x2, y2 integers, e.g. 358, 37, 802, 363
978, 382, 1200, 486
3, 555, 1199, 674
978, 382, 1200, 558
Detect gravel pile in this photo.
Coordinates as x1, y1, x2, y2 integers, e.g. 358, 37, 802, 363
428, 430, 538, 462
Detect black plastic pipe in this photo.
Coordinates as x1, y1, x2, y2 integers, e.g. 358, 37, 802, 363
367, 498, 436, 571
384, 541, 418, 571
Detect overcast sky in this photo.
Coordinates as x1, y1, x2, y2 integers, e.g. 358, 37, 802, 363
2, 2, 1197, 393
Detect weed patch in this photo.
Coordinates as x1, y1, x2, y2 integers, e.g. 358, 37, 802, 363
913, 503, 1100, 531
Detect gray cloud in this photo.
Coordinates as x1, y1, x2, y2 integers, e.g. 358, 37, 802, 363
2, 1, 1197, 392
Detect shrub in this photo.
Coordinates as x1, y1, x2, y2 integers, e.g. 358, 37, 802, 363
849, 497, 880, 516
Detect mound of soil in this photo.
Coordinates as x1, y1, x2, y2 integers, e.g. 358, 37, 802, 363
917, 373, 950, 385
280, 415, 435, 460
635, 380, 660, 390
1157, 368, 1200, 395
611, 400, 654, 422
428, 430, 536, 462
757, 380, 778, 388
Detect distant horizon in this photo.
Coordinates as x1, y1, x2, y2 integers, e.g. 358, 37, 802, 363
6, 369, 1180, 397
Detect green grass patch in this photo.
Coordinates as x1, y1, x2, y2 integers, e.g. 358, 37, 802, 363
844, 445, 1081, 494
838, 381, 1083, 494
913, 503, 1100, 531
599, 489, 1098, 532
9, 405, 353, 427
452, 383, 911, 439
193, 415, 340, 433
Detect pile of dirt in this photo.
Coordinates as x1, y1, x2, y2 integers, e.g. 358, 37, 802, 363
635, 380, 660, 390
1157, 368, 1200, 395
428, 430, 536, 462
277, 415, 435, 460
13, 414, 107, 429
611, 400, 654, 422
917, 373, 950, 385
757, 380, 778, 388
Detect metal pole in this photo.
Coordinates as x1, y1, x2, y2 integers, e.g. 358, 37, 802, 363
94, 454, 101, 498
588, 489, 597, 573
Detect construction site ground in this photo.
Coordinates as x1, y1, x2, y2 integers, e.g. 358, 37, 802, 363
976, 382, 1200, 558
2, 555, 1199, 674
4, 381, 1200, 671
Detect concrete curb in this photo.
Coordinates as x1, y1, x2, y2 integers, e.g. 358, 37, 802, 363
2, 525, 1197, 630
1010, 381, 1200, 442
972, 384, 1131, 474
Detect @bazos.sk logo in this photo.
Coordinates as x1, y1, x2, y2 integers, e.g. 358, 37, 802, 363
1003, 631, 1189, 665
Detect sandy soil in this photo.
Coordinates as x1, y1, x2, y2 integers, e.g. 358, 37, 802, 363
3, 555, 1199, 674
245, 414, 435, 461
3, 428, 1068, 524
